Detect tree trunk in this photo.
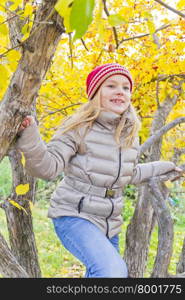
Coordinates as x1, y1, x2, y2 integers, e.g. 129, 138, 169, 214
4, 149, 41, 277
0, 4, 40, 278
124, 185, 155, 277
124, 86, 181, 277
0, 0, 64, 277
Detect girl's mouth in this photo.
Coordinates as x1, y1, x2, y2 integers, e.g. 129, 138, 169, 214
110, 99, 124, 104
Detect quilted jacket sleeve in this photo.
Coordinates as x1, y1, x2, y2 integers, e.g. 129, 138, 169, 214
129, 161, 176, 185
15, 122, 79, 180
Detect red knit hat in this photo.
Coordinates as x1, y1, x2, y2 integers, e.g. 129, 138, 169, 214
86, 63, 133, 100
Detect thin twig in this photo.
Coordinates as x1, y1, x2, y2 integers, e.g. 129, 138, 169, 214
39, 103, 82, 120
102, 0, 119, 48
118, 24, 171, 46
80, 38, 89, 51
68, 32, 73, 69
154, 0, 185, 19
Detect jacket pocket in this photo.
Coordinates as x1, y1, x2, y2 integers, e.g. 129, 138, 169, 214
78, 196, 85, 213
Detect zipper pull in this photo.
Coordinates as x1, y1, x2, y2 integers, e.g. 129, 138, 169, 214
78, 196, 84, 213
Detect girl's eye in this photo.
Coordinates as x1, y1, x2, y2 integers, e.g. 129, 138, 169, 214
107, 85, 114, 88
123, 86, 129, 90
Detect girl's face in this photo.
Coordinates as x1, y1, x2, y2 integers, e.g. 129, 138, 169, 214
100, 74, 131, 115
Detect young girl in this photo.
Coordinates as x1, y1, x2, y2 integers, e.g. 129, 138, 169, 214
16, 63, 183, 278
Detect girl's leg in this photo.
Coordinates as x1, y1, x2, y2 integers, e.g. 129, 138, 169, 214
109, 234, 120, 252
52, 216, 128, 278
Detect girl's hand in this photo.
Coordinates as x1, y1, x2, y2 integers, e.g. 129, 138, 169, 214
174, 167, 184, 174
18, 116, 35, 132
171, 166, 185, 181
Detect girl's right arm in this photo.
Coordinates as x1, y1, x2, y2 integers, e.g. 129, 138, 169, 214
16, 116, 79, 180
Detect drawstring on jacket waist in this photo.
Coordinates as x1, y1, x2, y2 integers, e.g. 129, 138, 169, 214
64, 176, 122, 198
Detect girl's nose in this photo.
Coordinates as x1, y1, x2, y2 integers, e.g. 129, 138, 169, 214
116, 87, 124, 94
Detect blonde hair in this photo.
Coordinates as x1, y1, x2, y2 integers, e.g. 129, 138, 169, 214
57, 88, 141, 149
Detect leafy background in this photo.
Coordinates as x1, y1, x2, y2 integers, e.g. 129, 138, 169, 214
0, 0, 185, 277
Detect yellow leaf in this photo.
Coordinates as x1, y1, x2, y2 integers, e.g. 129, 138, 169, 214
165, 181, 173, 188
55, 0, 72, 33
182, 181, 185, 188
21, 152, 26, 167
96, 0, 104, 43
9, 200, 28, 215
177, 0, 185, 10
6, 49, 21, 71
29, 201, 34, 211
23, 3, 33, 17
15, 183, 30, 195
147, 20, 156, 35
0, 23, 8, 35
21, 23, 30, 35
9, 0, 22, 10
0, 64, 9, 83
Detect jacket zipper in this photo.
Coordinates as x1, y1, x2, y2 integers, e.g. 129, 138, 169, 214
111, 147, 122, 188
106, 198, 114, 238
78, 196, 85, 213
106, 147, 122, 237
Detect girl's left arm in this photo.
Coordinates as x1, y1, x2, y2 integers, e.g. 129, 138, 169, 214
130, 161, 183, 185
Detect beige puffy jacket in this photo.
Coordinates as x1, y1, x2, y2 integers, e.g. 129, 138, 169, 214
16, 110, 176, 238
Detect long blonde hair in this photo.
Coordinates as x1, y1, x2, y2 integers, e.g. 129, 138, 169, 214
57, 88, 141, 149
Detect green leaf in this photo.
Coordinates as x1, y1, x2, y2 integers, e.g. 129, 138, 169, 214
70, 0, 95, 41
108, 14, 126, 26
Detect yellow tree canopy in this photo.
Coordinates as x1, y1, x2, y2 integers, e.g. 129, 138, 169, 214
0, 0, 184, 161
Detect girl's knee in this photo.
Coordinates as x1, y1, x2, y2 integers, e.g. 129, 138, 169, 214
89, 258, 128, 278
107, 259, 128, 278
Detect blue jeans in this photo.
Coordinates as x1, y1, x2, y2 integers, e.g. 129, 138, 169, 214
52, 216, 128, 278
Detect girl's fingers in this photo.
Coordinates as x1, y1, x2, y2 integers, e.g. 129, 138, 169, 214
175, 167, 185, 174
18, 116, 34, 132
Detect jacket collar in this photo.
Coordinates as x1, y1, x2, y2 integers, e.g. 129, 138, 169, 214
95, 107, 134, 130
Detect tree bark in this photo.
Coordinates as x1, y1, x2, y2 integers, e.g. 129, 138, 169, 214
0, 0, 64, 162
176, 237, 185, 274
0, 2, 41, 278
0, 0, 64, 277
3, 149, 41, 277
148, 177, 173, 277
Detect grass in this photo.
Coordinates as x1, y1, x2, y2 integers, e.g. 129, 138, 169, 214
0, 157, 12, 199
0, 157, 184, 277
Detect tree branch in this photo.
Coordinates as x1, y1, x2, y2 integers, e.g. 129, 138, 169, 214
173, 148, 185, 164
0, 232, 29, 277
148, 163, 185, 277
154, 0, 185, 19
139, 117, 185, 157
148, 177, 173, 277
0, 0, 64, 162
118, 24, 171, 46
80, 38, 89, 51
